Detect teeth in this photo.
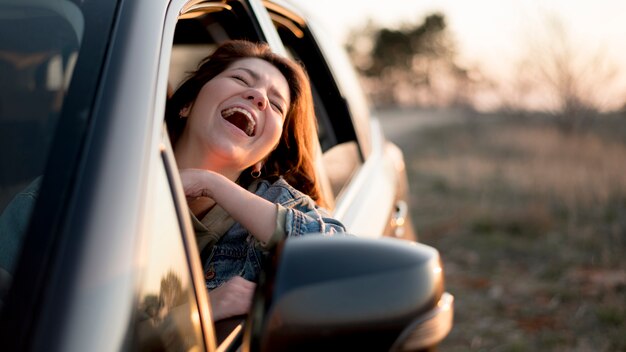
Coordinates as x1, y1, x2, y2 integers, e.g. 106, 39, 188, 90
221, 107, 256, 136
222, 107, 255, 129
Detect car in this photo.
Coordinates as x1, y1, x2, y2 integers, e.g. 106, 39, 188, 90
0, 0, 453, 351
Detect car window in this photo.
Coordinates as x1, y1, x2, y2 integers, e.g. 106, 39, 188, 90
266, 4, 363, 199
0, 2, 82, 227
0, 0, 114, 312
133, 155, 206, 351
168, 1, 342, 204
163, 1, 271, 347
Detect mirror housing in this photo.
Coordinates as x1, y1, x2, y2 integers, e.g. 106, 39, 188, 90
243, 236, 453, 352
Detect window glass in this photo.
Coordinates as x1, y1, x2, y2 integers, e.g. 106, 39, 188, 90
134, 161, 205, 351
0, 1, 83, 210
0, 0, 94, 310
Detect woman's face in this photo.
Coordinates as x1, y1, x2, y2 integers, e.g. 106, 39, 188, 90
181, 58, 290, 173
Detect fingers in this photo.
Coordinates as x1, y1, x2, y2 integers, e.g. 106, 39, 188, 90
228, 276, 256, 290
221, 277, 256, 306
179, 169, 211, 198
209, 277, 257, 321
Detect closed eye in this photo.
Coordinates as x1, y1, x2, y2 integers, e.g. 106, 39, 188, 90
270, 101, 284, 115
232, 75, 249, 85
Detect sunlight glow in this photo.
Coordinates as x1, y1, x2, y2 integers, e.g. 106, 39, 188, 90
289, 0, 626, 110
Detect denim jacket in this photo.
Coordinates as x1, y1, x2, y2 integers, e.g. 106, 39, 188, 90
191, 177, 346, 290
0, 177, 41, 273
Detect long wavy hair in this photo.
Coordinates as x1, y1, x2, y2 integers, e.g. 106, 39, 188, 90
165, 40, 325, 207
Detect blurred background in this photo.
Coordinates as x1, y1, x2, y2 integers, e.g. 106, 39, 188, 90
293, 0, 626, 350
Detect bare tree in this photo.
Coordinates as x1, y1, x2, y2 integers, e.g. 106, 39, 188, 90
514, 13, 621, 132
159, 270, 183, 312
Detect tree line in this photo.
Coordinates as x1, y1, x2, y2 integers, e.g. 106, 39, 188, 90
346, 13, 478, 109
346, 12, 626, 133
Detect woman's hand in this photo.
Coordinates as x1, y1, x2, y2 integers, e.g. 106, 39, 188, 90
179, 168, 215, 199
209, 276, 257, 321
179, 169, 218, 217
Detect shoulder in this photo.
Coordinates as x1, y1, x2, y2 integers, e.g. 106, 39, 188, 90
16, 177, 42, 199
254, 177, 314, 208
0, 177, 42, 272
1, 177, 42, 215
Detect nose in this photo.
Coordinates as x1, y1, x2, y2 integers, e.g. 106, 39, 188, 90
246, 89, 267, 110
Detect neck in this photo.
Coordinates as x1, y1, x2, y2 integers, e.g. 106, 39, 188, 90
174, 136, 241, 182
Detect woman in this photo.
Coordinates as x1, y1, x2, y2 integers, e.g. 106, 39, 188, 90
165, 40, 345, 320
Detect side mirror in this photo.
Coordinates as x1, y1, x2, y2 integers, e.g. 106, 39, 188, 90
243, 236, 454, 352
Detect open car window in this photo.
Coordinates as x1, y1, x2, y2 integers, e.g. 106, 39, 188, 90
164, 1, 273, 348
265, 2, 365, 199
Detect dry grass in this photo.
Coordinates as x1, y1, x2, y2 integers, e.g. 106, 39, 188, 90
415, 124, 626, 206
384, 111, 626, 351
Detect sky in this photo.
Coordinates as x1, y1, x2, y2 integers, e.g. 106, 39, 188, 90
290, 0, 626, 66
290, 0, 626, 109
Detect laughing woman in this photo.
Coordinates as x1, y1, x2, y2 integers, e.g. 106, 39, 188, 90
165, 40, 345, 320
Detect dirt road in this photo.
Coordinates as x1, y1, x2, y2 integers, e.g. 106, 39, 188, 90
376, 107, 468, 141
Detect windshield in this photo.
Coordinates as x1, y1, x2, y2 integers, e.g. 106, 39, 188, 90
0, 0, 115, 311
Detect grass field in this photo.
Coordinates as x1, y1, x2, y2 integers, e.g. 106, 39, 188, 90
382, 109, 626, 351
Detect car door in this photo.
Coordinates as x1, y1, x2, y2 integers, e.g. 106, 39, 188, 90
0, 0, 277, 349
0, 0, 221, 350
264, 0, 417, 241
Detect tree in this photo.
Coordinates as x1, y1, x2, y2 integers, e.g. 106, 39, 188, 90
512, 13, 622, 132
159, 270, 184, 311
346, 13, 477, 108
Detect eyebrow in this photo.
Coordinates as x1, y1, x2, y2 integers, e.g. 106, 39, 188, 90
231, 67, 288, 106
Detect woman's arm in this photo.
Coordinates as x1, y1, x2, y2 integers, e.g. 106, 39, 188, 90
180, 169, 278, 245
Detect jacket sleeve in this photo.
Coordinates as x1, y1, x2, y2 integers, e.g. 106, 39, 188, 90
281, 203, 346, 238
255, 178, 347, 240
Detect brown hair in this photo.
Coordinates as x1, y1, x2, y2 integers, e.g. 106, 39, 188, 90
165, 40, 325, 207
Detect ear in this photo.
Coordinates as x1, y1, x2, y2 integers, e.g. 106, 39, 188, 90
179, 105, 191, 118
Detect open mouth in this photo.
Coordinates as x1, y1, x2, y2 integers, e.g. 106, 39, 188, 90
221, 107, 256, 137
